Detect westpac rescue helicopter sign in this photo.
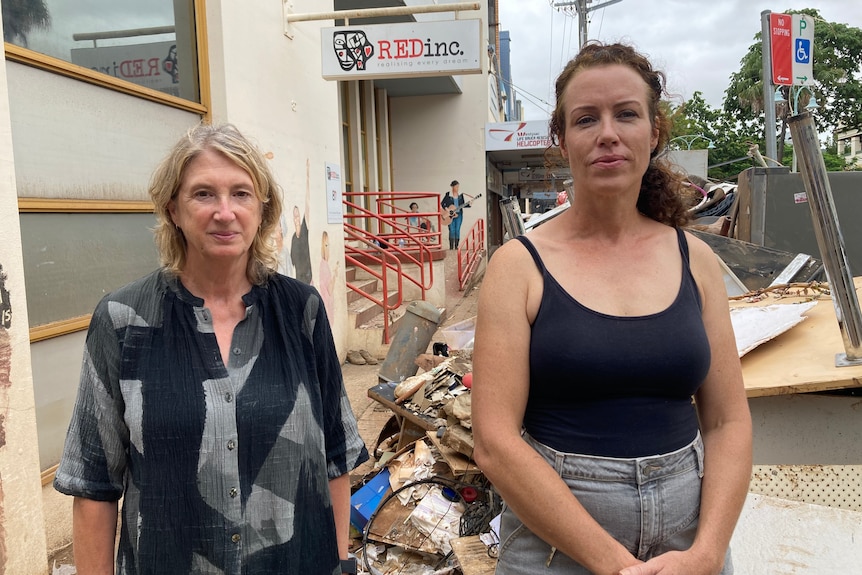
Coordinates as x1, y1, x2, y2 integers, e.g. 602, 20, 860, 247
321, 19, 482, 80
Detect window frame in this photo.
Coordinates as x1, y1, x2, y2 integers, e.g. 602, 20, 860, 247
18, 198, 156, 343
3, 0, 211, 117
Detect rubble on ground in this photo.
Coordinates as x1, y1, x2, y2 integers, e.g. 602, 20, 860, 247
350, 327, 500, 575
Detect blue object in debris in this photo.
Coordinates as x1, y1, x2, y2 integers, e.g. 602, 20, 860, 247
350, 468, 392, 531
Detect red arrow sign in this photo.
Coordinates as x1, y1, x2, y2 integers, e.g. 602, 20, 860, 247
771, 13, 793, 85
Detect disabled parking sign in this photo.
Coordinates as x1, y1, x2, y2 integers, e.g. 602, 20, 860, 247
791, 14, 814, 85
795, 38, 811, 64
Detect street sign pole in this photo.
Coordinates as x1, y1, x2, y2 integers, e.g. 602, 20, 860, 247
761, 10, 778, 167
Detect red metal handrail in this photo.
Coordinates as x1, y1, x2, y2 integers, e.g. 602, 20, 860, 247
344, 225, 403, 344
343, 192, 441, 297
343, 191, 443, 343
457, 219, 486, 291
345, 191, 443, 247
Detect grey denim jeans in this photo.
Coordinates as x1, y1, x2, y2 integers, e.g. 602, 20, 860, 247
495, 432, 733, 574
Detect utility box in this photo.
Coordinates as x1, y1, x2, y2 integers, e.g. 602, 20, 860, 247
378, 301, 444, 383
736, 168, 862, 275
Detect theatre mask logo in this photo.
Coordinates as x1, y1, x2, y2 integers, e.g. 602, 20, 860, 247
333, 31, 374, 71
322, 20, 481, 80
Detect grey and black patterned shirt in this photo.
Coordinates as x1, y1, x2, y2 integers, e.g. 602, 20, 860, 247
54, 270, 369, 574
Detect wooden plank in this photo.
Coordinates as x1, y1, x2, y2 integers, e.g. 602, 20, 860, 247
450, 536, 497, 575
737, 276, 862, 397
426, 431, 481, 477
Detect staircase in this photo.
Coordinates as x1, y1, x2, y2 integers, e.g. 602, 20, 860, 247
345, 264, 407, 357
341, 191, 484, 355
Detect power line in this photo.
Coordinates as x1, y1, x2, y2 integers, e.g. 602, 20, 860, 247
495, 73, 554, 117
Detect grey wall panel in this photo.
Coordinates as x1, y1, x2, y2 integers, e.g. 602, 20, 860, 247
20, 212, 159, 327
6, 62, 198, 200
31, 331, 87, 470
741, 169, 862, 276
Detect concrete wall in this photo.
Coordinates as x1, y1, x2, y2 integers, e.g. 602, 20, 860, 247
0, 25, 49, 575
206, 0, 349, 355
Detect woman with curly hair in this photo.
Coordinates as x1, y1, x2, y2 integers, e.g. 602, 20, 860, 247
472, 43, 751, 575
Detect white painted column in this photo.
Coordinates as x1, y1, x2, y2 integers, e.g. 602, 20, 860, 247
0, 10, 49, 573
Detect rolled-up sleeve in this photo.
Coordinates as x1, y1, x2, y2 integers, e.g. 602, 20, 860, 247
303, 291, 369, 479
54, 299, 129, 501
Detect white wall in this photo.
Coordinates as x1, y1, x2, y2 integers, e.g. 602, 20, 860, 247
207, 0, 350, 354
388, 7, 489, 247
390, 86, 489, 246
0, 26, 49, 575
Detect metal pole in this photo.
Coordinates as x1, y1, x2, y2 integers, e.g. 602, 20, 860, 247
578, 0, 588, 48
73, 25, 175, 41
761, 10, 779, 167
553, 0, 622, 49
787, 111, 862, 365
285, 2, 480, 23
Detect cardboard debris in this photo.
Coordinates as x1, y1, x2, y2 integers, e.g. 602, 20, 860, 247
360, 352, 498, 574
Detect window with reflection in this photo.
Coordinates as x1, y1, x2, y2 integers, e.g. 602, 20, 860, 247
3, 0, 199, 102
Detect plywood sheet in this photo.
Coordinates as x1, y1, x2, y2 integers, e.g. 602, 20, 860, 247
734, 277, 862, 397
450, 536, 497, 575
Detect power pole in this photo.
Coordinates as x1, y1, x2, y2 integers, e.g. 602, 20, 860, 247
552, 0, 624, 49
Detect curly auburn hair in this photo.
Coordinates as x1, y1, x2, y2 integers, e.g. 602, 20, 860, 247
548, 42, 692, 228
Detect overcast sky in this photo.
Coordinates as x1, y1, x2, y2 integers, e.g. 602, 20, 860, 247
499, 1, 862, 121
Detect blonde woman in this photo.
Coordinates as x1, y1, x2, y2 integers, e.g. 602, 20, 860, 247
55, 124, 367, 575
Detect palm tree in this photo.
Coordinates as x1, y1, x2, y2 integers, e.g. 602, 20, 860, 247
2, 0, 51, 47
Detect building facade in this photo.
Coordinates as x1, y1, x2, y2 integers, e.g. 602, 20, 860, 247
0, 0, 491, 570
836, 126, 862, 169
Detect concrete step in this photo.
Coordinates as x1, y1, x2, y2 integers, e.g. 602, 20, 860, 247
347, 290, 401, 328
347, 278, 378, 304
346, 301, 410, 352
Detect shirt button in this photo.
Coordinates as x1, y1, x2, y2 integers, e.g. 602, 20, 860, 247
229, 487, 238, 498
224, 392, 233, 402
231, 533, 241, 543
227, 439, 236, 450
232, 347, 241, 355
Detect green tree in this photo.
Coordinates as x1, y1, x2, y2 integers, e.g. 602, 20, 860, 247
723, 8, 862, 163
2, 0, 50, 47
782, 140, 848, 171
668, 92, 761, 181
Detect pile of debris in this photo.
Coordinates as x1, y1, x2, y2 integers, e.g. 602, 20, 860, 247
350, 349, 501, 575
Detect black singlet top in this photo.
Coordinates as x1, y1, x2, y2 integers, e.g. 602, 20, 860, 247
517, 228, 711, 458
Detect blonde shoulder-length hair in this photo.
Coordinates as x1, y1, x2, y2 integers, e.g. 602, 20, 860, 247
150, 123, 283, 285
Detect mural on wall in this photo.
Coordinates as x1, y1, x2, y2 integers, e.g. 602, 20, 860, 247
0, 263, 13, 573
290, 159, 313, 285
274, 213, 293, 278
318, 230, 338, 324
270, 158, 339, 328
